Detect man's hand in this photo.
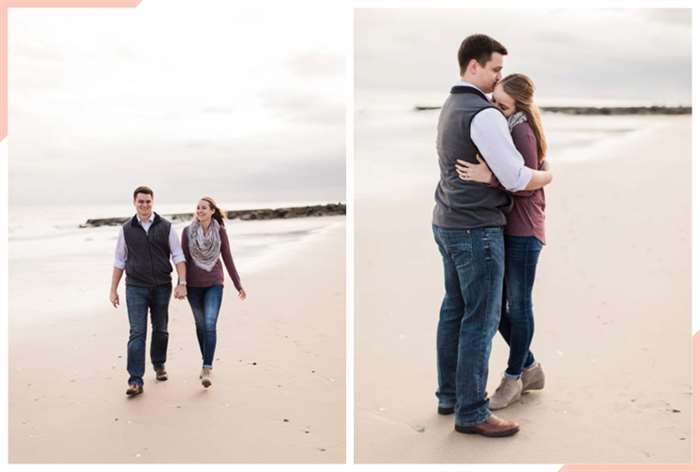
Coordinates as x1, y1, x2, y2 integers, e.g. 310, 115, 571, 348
238, 288, 247, 301
540, 159, 550, 171
455, 153, 493, 184
174, 284, 187, 300
110, 290, 120, 308
110, 268, 124, 309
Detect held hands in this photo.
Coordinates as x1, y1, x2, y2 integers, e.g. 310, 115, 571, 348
238, 288, 247, 301
174, 284, 187, 300
455, 153, 493, 184
110, 290, 120, 308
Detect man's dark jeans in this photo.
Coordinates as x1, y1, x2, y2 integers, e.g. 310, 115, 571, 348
500, 235, 543, 378
186, 285, 224, 368
125, 283, 171, 386
433, 225, 505, 427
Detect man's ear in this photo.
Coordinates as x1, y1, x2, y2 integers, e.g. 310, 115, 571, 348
467, 59, 478, 75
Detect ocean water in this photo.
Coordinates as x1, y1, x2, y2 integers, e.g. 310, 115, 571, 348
355, 92, 682, 198
9, 200, 345, 276
8, 200, 345, 326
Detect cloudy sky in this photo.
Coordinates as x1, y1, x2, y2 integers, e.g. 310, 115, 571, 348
355, 8, 691, 106
9, 1, 346, 206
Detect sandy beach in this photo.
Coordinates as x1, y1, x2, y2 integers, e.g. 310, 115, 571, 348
9, 218, 345, 463
354, 116, 691, 463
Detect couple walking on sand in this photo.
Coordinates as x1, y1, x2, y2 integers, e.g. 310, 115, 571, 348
109, 186, 247, 396
433, 34, 552, 437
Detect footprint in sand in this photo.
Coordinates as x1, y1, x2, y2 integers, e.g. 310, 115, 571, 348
366, 411, 427, 433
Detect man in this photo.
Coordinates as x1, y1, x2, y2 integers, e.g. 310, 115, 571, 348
109, 186, 187, 396
432, 34, 552, 437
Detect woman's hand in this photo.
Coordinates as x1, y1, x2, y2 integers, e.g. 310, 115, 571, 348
455, 153, 493, 184
174, 284, 187, 300
238, 288, 247, 301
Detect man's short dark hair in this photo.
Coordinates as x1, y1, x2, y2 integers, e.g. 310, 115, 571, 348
133, 186, 154, 200
458, 34, 508, 75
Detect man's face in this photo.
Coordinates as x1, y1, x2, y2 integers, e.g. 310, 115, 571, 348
474, 52, 504, 93
134, 193, 153, 219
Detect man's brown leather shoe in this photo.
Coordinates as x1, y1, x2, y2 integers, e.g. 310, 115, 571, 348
455, 414, 519, 437
125, 384, 143, 397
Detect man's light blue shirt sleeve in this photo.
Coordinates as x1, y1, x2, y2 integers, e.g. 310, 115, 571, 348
470, 108, 533, 192
114, 227, 127, 269
169, 226, 186, 265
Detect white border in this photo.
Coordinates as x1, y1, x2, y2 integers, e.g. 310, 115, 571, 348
2, 1, 697, 470
692, 6, 699, 337
1, 138, 8, 466
345, 2, 356, 467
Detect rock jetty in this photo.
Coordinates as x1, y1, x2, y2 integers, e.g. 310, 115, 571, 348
80, 203, 346, 228
539, 105, 691, 115
414, 105, 691, 115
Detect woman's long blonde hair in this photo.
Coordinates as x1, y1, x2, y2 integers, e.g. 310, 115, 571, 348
500, 73, 547, 163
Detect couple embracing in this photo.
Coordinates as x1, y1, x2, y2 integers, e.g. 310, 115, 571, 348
432, 34, 552, 437
109, 186, 247, 396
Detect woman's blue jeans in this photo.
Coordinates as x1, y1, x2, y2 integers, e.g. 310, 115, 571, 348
186, 285, 224, 368
499, 235, 543, 378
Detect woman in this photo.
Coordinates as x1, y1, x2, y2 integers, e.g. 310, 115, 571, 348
182, 196, 247, 388
456, 73, 547, 410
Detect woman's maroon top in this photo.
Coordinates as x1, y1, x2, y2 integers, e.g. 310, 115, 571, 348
181, 224, 242, 290
492, 121, 546, 244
